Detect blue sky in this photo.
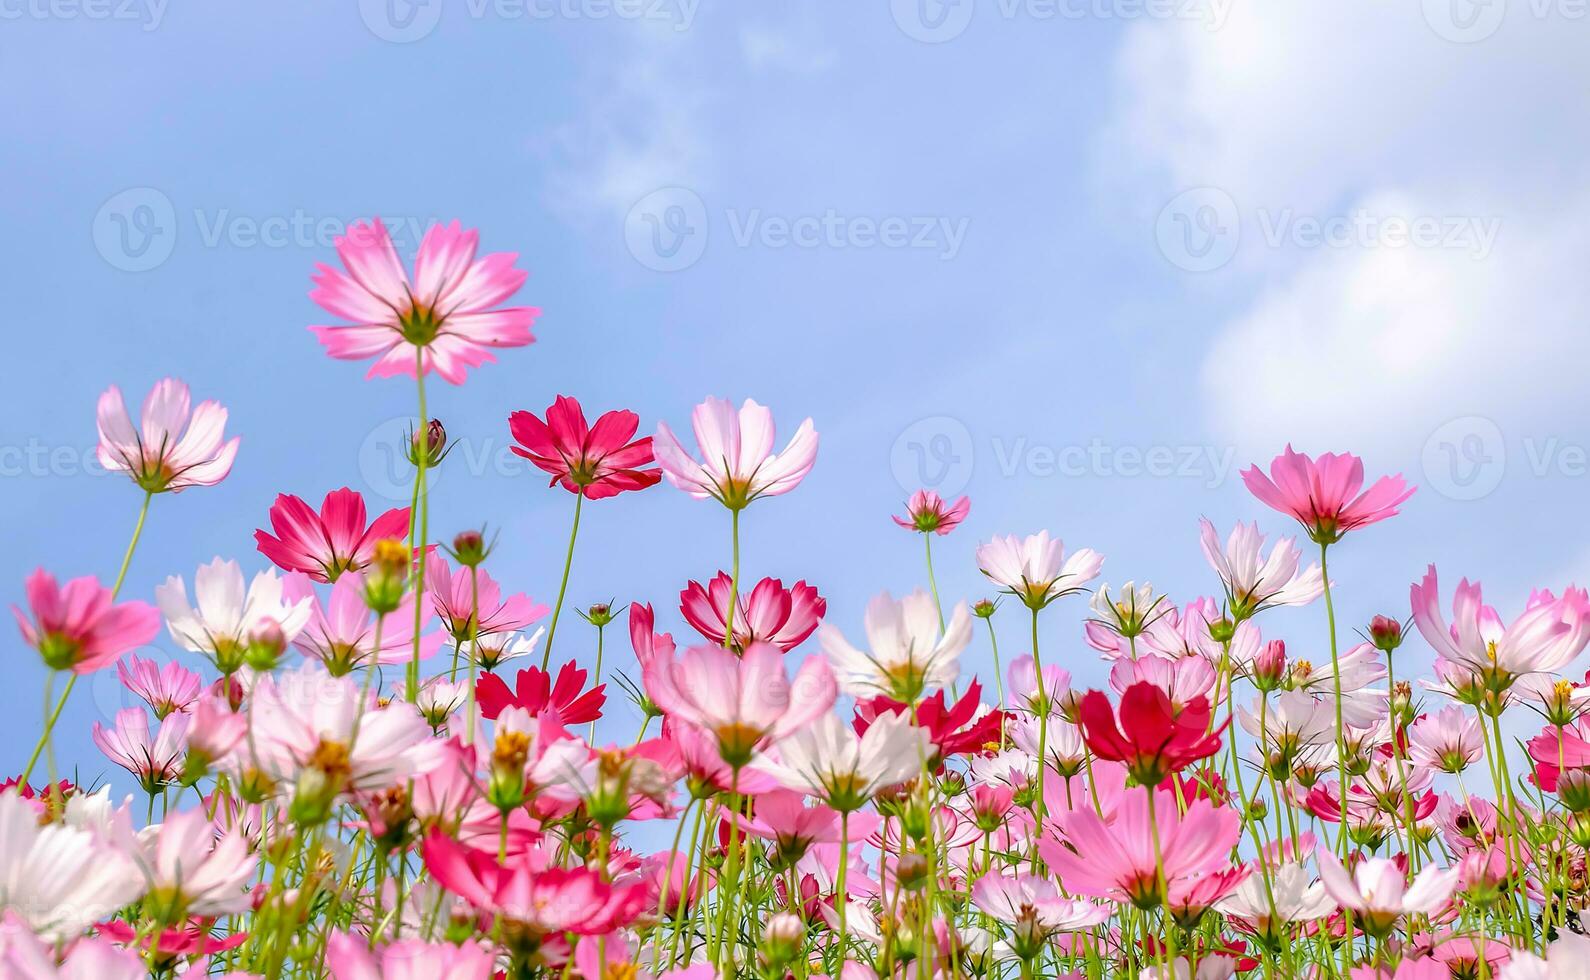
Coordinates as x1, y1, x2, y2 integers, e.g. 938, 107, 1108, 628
5, 1, 1590, 780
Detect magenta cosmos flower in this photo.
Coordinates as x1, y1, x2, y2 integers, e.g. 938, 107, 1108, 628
254, 487, 411, 583
13, 568, 160, 673
96, 378, 239, 493
653, 397, 818, 509
308, 219, 538, 384
1241, 445, 1414, 544
894, 490, 970, 535
508, 395, 661, 500
679, 572, 826, 652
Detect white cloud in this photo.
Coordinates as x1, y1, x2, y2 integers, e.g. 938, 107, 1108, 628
1103, 1, 1590, 455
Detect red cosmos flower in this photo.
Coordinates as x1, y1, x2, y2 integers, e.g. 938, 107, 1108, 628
853, 680, 1004, 769
97, 919, 247, 960
254, 487, 410, 583
1076, 681, 1226, 786
679, 572, 826, 652
508, 396, 661, 499
475, 660, 606, 724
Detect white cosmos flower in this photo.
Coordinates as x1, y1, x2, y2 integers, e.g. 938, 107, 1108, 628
157, 558, 312, 661
1218, 862, 1333, 926
819, 589, 971, 701
135, 808, 257, 917
1198, 518, 1324, 616
0, 791, 144, 942
761, 711, 929, 811
977, 531, 1103, 610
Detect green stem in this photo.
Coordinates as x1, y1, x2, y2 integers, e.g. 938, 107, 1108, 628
924, 533, 945, 632
111, 490, 153, 598
406, 352, 430, 703
722, 507, 742, 648
1030, 606, 1049, 866
541, 493, 584, 669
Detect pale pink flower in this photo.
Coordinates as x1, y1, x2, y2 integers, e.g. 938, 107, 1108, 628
971, 872, 1109, 958
1317, 853, 1460, 935
1198, 518, 1324, 616
652, 397, 818, 508
1242, 445, 1414, 544
156, 559, 312, 663
134, 808, 257, 918
0, 792, 144, 941
95, 378, 239, 492
93, 707, 189, 793
1038, 790, 1241, 908
184, 693, 246, 765
426, 554, 548, 642
254, 487, 410, 583
1109, 655, 1218, 712
325, 930, 495, 980
976, 532, 1103, 610
1007, 655, 1071, 715
818, 589, 971, 702
1218, 862, 1332, 929
287, 572, 445, 675
309, 219, 538, 384
894, 490, 970, 535
1407, 705, 1484, 773
760, 711, 929, 811
643, 641, 836, 768
116, 655, 202, 718
1411, 565, 1590, 681
0, 920, 146, 979
12, 569, 159, 674
679, 572, 826, 652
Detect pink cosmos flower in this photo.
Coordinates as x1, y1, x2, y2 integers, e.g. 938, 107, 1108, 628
254, 487, 410, 582
287, 572, 446, 675
1108, 656, 1219, 713
0, 921, 147, 978
116, 655, 202, 718
679, 572, 826, 652
894, 490, 970, 535
1038, 790, 1241, 909
0, 793, 144, 942
1197, 517, 1324, 617
1407, 705, 1484, 774
309, 219, 538, 384
422, 833, 649, 936
653, 397, 818, 508
508, 396, 661, 499
1317, 853, 1460, 936
325, 931, 495, 980
13, 569, 159, 673
95, 378, 240, 493
1241, 446, 1414, 544
971, 872, 1110, 959
184, 693, 246, 767
1410, 565, 1590, 681
629, 602, 676, 672
92, 707, 189, 793
426, 554, 548, 643
133, 808, 257, 918
642, 641, 837, 768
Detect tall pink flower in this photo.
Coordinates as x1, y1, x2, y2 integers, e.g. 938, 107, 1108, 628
652, 397, 818, 509
254, 487, 410, 582
508, 396, 660, 499
426, 554, 548, 643
117, 655, 202, 718
287, 572, 446, 675
1038, 789, 1241, 909
92, 707, 189, 793
679, 572, 826, 652
1410, 565, 1590, 682
13, 569, 159, 673
1317, 853, 1460, 936
309, 219, 538, 384
894, 490, 970, 535
1241, 445, 1414, 544
95, 378, 240, 492
643, 641, 837, 767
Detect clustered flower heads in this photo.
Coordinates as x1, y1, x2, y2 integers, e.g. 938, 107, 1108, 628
7, 220, 1590, 980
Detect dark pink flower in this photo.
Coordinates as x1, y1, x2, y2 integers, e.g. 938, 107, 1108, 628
254, 487, 410, 583
508, 396, 661, 500
678, 572, 825, 652
893, 490, 970, 535
1241, 445, 1414, 544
